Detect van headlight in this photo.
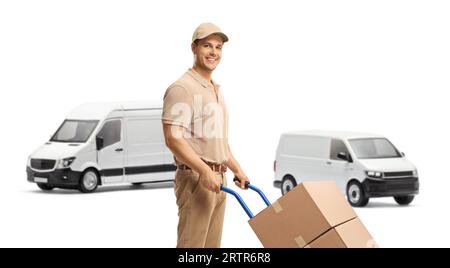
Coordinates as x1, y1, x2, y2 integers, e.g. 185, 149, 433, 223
366, 170, 382, 178
27, 156, 31, 167
412, 169, 418, 177
57, 157, 76, 169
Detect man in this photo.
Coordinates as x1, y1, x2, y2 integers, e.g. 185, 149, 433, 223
162, 23, 249, 248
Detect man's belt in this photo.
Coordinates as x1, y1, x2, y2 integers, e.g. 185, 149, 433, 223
178, 161, 228, 173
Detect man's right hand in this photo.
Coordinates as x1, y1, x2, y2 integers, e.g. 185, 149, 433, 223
199, 169, 222, 193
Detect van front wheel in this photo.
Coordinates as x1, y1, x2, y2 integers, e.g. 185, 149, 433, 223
281, 176, 297, 195
79, 169, 99, 193
347, 181, 369, 207
394, 195, 414, 205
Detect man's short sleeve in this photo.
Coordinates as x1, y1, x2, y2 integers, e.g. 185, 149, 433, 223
162, 85, 193, 129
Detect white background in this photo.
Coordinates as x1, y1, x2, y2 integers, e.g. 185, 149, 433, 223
1, 0, 449, 247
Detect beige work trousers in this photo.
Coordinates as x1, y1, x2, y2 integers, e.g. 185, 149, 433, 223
174, 168, 227, 248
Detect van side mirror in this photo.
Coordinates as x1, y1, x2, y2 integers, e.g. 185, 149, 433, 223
401, 152, 405, 157
96, 136, 104, 151
337, 152, 352, 162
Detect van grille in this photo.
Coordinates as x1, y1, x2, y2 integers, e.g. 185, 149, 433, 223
31, 159, 56, 170
383, 171, 414, 178
365, 178, 419, 192
388, 181, 417, 191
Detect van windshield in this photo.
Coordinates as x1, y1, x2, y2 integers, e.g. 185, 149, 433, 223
349, 138, 402, 159
50, 120, 99, 143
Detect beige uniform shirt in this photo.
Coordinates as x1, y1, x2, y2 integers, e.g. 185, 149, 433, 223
162, 69, 229, 165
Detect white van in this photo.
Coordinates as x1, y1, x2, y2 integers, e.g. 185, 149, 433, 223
27, 102, 176, 193
274, 130, 419, 207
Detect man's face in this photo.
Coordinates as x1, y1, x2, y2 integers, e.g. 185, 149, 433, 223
192, 34, 224, 72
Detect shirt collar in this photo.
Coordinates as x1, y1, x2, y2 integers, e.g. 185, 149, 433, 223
187, 68, 220, 89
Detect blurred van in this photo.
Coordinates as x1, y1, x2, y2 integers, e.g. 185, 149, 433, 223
274, 130, 419, 206
27, 102, 175, 193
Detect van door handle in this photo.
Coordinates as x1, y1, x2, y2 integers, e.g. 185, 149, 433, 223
115, 148, 123, 152
326, 161, 332, 165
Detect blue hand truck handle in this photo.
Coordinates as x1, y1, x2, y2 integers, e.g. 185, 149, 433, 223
220, 185, 254, 219
220, 177, 271, 219
232, 177, 271, 207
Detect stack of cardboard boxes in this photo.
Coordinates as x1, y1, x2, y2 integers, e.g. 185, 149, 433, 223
249, 181, 377, 248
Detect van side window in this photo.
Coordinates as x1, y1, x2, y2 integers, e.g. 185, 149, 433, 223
330, 139, 350, 160
127, 118, 164, 145
98, 120, 121, 148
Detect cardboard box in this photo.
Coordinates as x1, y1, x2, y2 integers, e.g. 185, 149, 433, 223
307, 217, 377, 248
248, 181, 376, 248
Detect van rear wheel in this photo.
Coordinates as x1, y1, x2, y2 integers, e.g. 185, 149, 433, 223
37, 183, 54, 191
79, 169, 99, 193
281, 176, 297, 195
347, 181, 369, 207
394, 195, 414, 205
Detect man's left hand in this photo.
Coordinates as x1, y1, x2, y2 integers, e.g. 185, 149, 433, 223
234, 172, 250, 189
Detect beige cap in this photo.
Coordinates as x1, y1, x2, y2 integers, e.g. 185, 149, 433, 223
192, 23, 229, 43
